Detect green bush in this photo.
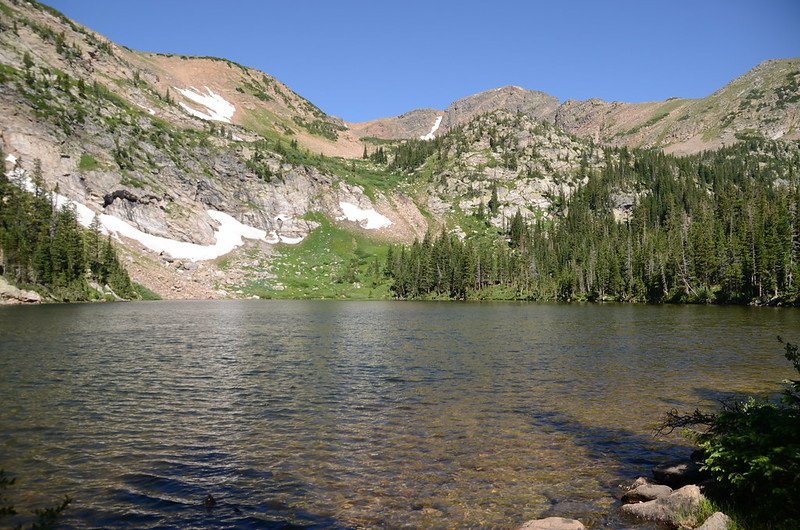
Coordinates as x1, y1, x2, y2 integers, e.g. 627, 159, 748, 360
695, 396, 799, 521
664, 340, 800, 527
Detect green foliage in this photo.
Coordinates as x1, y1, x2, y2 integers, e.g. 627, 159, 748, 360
390, 139, 800, 304
695, 397, 799, 524
132, 282, 161, 300
291, 116, 346, 141
390, 137, 443, 172
237, 214, 392, 299
77, 153, 98, 172
661, 341, 800, 528
0, 160, 137, 301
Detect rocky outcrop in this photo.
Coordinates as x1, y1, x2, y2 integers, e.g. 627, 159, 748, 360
352, 86, 560, 141
696, 512, 733, 530
0, 276, 42, 304
349, 108, 442, 140
620, 484, 703, 527
621, 483, 673, 504
353, 59, 800, 155
517, 517, 586, 530
440, 86, 560, 131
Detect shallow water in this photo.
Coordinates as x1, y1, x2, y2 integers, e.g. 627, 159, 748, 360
0, 301, 797, 529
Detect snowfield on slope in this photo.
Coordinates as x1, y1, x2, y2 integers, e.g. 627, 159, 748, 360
420, 115, 443, 140
10, 168, 299, 261
337, 202, 392, 229
174, 86, 236, 123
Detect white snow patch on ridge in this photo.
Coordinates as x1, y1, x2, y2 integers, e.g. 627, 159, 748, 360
420, 115, 443, 140
18, 176, 283, 261
337, 202, 392, 229
174, 86, 236, 123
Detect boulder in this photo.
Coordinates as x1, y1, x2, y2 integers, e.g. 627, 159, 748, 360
0, 276, 42, 304
517, 517, 586, 530
620, 485, 703, 526
696, 512, 733, 530
652, 460, 707, 488
621, 483, 672, 504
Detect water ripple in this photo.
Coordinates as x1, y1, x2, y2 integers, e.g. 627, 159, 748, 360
1, 301, 797, 529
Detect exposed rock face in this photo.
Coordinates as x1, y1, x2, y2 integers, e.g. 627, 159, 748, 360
517, 517, 586, 530
0, 0, 430, 299
420, 110, 606, 228
352, 59, 800, 155
352, 86, 560, 141
0, 276, 42, 304
620, 485, 703, 527
349, 108, 441, 140
440, 85, 560, 131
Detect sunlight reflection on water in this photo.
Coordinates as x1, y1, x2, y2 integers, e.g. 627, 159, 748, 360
0, 301, 797, 529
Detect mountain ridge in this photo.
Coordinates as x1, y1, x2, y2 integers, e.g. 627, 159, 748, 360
350, 58, 800, 154
1, 0, 798, 302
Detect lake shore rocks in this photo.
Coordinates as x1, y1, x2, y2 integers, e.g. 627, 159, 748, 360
617, 458, 733, 529
695, 512, 732, 530
0, 276, 41, 304
517, 517, 586, 530
620, 484, 703, 526
652, 460, 708, 488
621, 482, 673, 503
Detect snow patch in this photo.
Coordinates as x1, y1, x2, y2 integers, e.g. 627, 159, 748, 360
264, 214, 305, 245
337, 201, 392, 229
420, 115, 443, 140
265, 232, 304, 245
174, 86, 236, 123
18, 176, 272, 261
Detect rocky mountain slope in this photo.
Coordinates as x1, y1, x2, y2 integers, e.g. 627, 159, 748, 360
0, 0, 797, 301
0, 0, 367, 157
352, 59, 800, 154
350, 86, 559, 141
0, 0, 426, 298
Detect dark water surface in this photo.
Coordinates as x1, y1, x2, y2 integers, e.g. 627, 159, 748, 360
0, 301, 797, 529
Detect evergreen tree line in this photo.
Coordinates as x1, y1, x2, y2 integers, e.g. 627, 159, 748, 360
0, 155, 137, 301
387, 140, 800, 305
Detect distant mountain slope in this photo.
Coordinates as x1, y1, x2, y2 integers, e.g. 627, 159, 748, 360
0, 0, 364, 157
557, 58, 800, 154
352, 59, 800, 154
351, 86, 559, 142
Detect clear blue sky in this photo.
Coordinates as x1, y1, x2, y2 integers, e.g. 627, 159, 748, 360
42, 0, 800, 122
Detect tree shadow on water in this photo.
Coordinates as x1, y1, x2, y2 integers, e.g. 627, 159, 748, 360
524, 409, 692, 528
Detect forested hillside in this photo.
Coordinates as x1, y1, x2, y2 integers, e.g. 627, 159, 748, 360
386, 137, 800, 305
1, 148, 141, 301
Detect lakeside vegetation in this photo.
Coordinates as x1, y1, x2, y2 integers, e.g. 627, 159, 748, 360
385, 139, 800, 305
661, 340, 800, 528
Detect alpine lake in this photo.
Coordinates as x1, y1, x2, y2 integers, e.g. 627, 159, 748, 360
1, 301, 797, 529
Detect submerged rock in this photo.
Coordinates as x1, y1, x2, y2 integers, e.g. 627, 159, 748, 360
620, 485, 703, 527
652, 460, 707, 488
621, 483, 672, 504
517, 517, 586, 530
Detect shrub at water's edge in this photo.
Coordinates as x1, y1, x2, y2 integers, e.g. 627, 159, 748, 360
659, 339, 800, 528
